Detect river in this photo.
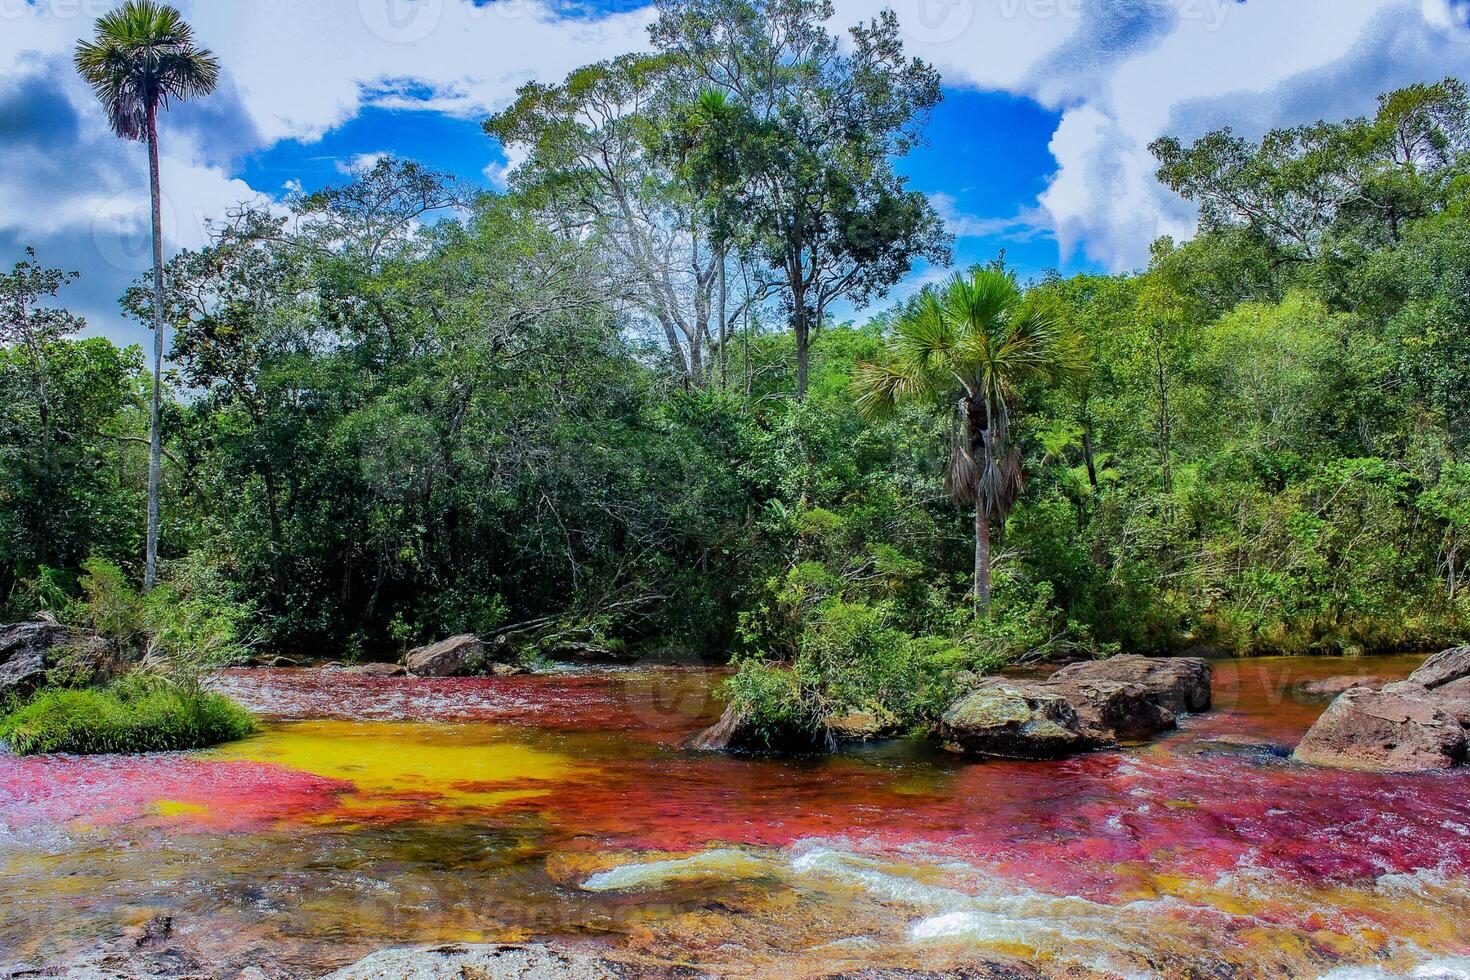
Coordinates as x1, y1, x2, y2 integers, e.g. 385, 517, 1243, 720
2, 656, 1468, 977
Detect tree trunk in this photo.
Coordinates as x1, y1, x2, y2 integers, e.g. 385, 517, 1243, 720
974, 504, 991, 613
144, 105, 166, 592
1081, 419, 1099, 490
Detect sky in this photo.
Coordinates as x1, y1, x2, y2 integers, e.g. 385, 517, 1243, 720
5, 0, 1470, 346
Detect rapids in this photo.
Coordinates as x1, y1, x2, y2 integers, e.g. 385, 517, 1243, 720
2, 656, 1468, 978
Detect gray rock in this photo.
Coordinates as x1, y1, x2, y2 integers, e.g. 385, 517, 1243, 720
0, 620, 77, 698
1037, 679, 1176, 744
1294, 683, 1467, 772
1432, 675, 1470, 727
404, 635, 486, 678
321, 943, 674, 980
335, 662, 408, 677
1407, 646, 1470, 690
1296, 674, 1382, 699
936, 684, 1089, 760
1048, 655, 1212, 714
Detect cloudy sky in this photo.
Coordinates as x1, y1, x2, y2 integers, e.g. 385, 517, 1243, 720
5, 0, 1470, 345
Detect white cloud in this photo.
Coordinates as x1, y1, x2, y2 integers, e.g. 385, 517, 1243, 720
929, 192, 1053, 243
844, 0, 1470, 272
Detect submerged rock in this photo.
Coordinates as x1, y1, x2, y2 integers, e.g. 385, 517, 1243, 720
1294, 682, 1467, 772
1407, 645, 1470, 690
322, 943, 681, 979
936, 684, 1089, 760
1048, 655, 1213, 715
404, 634, 487, 677
1296, 674, 1382, 699
335, 662, 408, 677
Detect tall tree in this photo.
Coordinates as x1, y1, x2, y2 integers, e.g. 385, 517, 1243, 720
76, 0, 219, 590
652, 0, 949, 398
854, 267, 1082, 610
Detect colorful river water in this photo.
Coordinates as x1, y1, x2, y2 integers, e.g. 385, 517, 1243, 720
2, 656, 1469, 978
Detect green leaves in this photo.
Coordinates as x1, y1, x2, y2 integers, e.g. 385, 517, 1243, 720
74, 0, 219, 140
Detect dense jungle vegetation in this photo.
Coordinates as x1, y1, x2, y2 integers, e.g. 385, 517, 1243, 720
3, 0, 1468, 740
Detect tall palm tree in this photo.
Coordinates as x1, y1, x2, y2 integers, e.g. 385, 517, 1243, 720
854, 267, 1083, 611
76, 1, 219, 590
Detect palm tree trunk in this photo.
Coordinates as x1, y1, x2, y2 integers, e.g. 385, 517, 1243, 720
974, 503, 991, 613
144, 104, 165, 591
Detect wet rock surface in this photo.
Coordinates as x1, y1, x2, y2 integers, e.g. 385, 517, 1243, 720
1294, 681, 1468, 772
937, 684, 1090, 760
1048, 655, 1212, 715
1406, 645, 1470, 689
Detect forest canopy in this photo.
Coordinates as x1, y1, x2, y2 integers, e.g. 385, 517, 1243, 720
3, 2, 1467, 733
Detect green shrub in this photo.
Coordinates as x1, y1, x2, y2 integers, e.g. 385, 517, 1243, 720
0, 675, 255, 756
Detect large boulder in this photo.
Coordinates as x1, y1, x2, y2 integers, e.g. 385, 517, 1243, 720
825, 706, 901, 742
1407, 646, 1470, 690
1294, 682, 1467, 772
404, 635, 486, 678
936, 684, 1089, 760
1037, 679, 1176, 744
0, 619, 96, 699
1048, 655, 1212, 715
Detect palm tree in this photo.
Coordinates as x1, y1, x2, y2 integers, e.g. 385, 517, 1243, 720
76, 1, 219, 590
854, 267, 1083, 611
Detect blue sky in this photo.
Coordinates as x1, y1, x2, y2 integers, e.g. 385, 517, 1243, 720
5, 0, 1470, 346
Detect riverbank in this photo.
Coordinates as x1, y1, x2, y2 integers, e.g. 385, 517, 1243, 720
3, 655, 1468, 978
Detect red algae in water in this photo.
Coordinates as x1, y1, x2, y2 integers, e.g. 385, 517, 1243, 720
0, 752, 349, 832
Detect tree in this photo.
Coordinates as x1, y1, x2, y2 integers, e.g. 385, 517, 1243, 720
651, 0, 950, 398
854, 267, 1082, 610
76, 0, 220, 590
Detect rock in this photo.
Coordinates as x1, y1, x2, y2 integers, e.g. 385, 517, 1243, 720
1, 619, 78, 698
489, 662, 530, 677
1038, 679, 1176, 744
1296, 675, 1382, 699
825, 707, 900, 742
936, 684, 1089, 760
1432, 676, 1470, 727
321, 943, 673, 980
405, 635, 486, 678
336, 662, 407, 677
1048, 655, 1213, 715
688, 704, 832, 755
1294, 683, 1467, 772
1407, 646, 1470, 690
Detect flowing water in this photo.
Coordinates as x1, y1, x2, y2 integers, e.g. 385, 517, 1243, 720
2, 656, 1469, 978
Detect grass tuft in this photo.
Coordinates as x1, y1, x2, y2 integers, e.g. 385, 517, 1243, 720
0, 675, 255, 756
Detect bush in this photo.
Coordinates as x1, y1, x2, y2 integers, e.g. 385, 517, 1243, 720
0, 675, 255, 756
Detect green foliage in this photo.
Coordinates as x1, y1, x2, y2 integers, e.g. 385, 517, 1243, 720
0, 674, 253, 756
68, 557, 256, 678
